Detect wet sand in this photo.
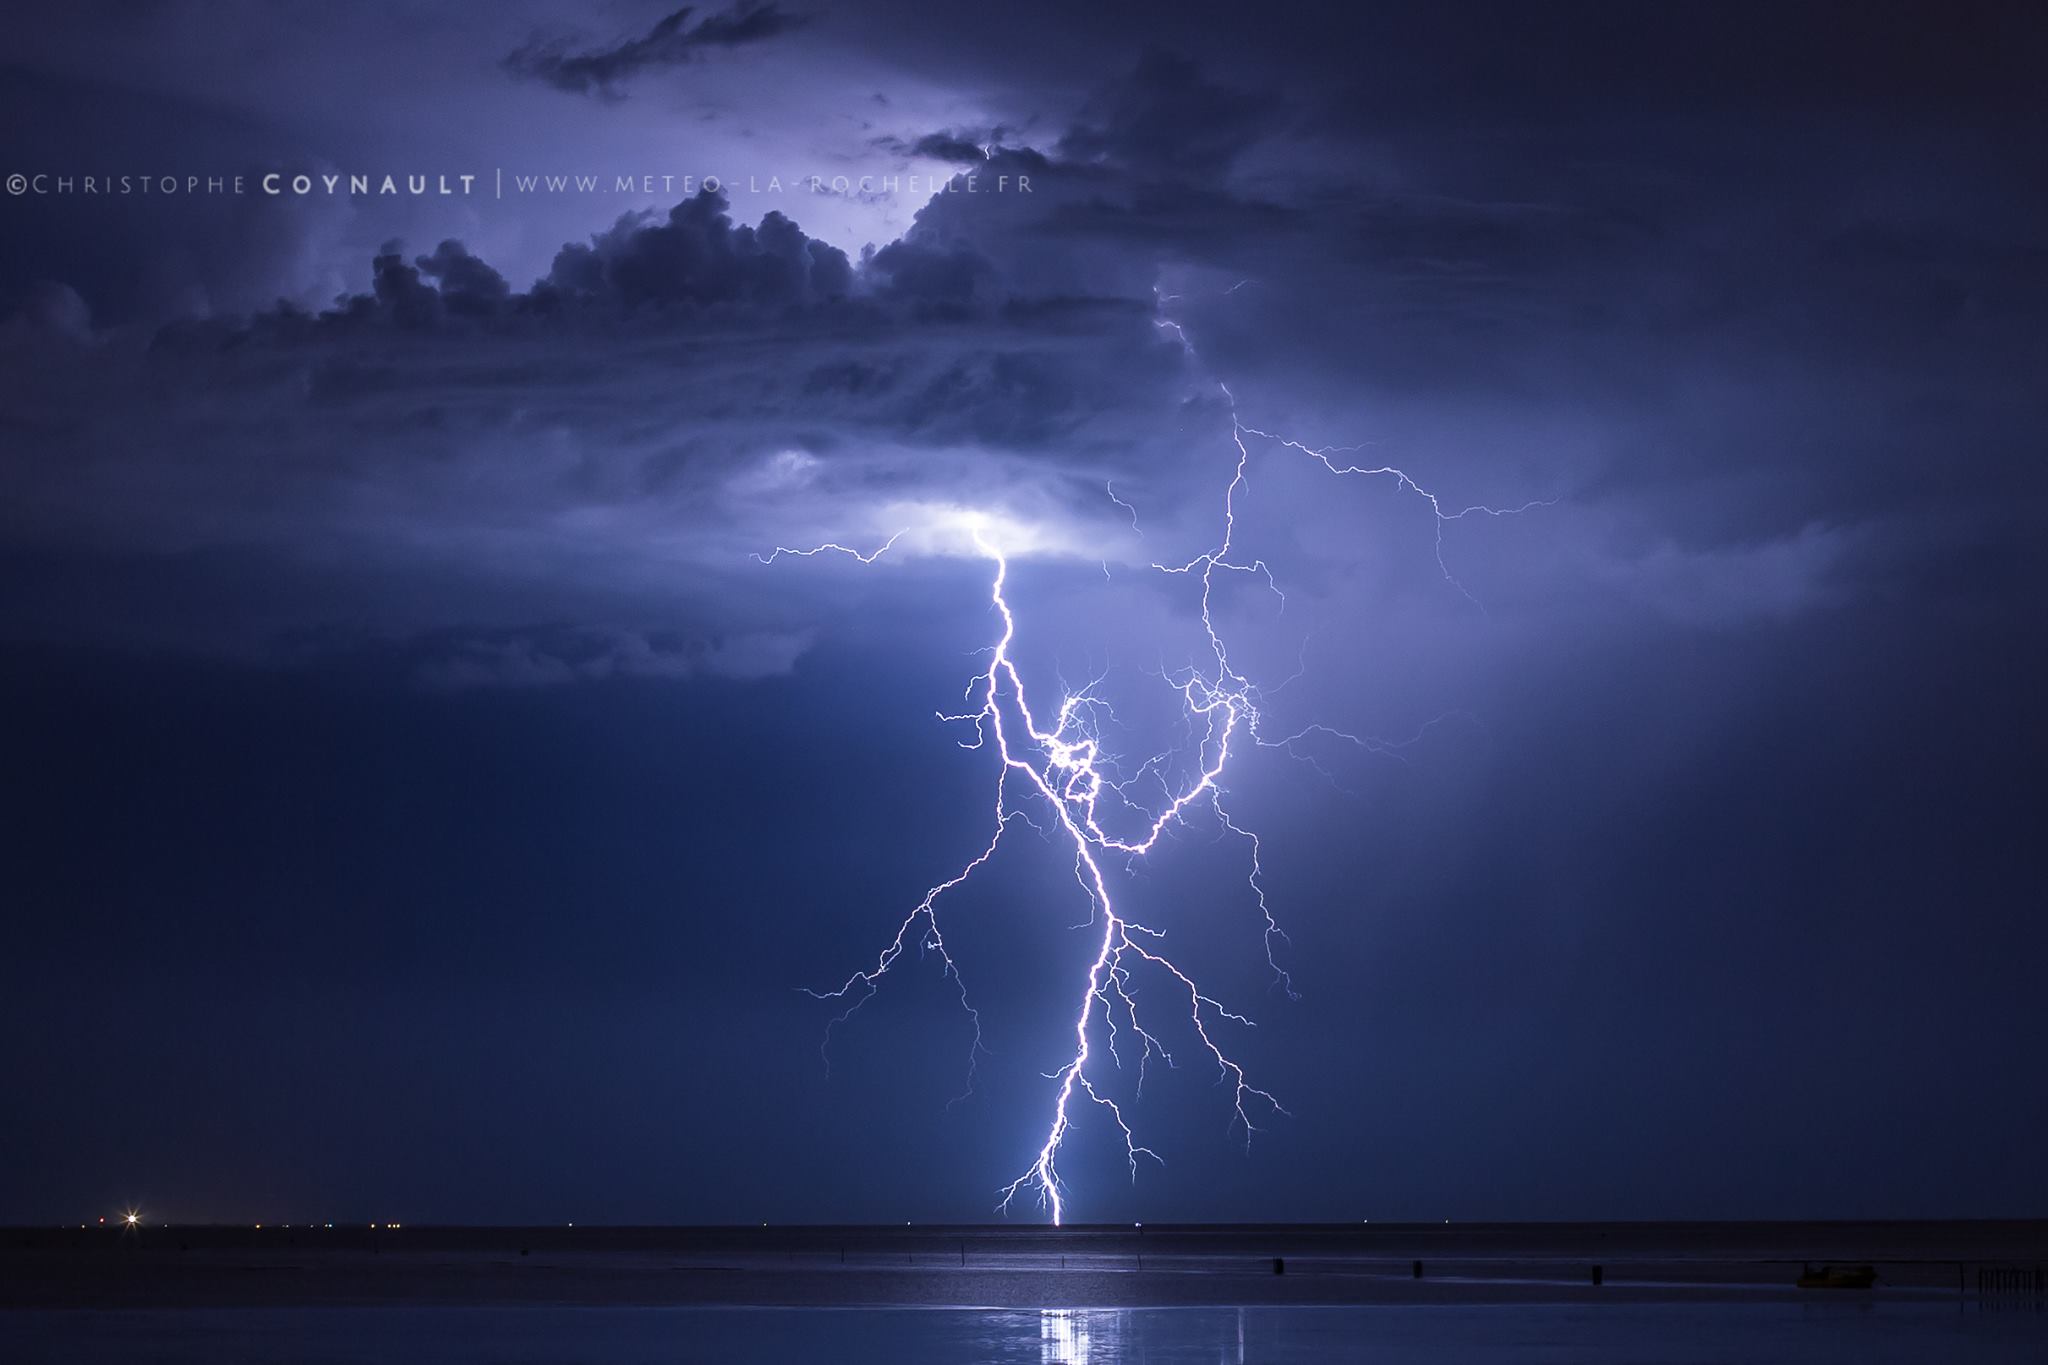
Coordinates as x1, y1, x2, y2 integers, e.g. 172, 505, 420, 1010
5, 1221, 2042, 1311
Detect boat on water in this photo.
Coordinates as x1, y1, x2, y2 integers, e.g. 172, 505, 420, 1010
1797, 1263, 1877, 1289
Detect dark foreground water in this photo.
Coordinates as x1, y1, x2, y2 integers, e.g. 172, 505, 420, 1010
2, 1303, 2044, 1364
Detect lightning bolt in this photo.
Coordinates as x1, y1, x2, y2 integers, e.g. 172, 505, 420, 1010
764, 290, 1539, 1224
751, 530, 906, 566
1105, 482, 1143, 534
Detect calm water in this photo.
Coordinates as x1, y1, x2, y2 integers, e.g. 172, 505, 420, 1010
2, 1303, 2044, 1364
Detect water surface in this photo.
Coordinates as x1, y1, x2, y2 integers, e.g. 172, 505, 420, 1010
3, 1302, 2043, 1363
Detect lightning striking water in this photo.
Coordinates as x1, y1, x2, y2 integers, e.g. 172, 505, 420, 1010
765, 298, 1539, 1224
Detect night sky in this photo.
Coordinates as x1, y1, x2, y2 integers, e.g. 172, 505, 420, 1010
3, 2, 2044, 1227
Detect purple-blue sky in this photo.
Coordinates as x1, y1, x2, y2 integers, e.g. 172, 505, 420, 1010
2, 1, 2044, 1225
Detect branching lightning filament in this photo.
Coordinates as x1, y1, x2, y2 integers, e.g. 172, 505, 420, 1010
765, 304, 1538, 1225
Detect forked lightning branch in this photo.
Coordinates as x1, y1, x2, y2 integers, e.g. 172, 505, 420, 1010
760, 302, 1542, 1224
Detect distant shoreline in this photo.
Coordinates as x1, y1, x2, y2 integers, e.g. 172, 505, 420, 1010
6, 1220, 2042, 1311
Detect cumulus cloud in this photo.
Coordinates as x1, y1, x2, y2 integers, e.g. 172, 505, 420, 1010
0, 166, 1213, 678
539, 194, 853, 314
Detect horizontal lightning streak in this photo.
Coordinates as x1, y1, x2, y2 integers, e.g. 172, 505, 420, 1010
752, 531, 906, 565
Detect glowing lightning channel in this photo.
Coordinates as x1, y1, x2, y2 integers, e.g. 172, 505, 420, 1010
753, 531, 906, 565
786, 518, 1282, 1224
1105, 482, 1143, 534
767, 293, 1541, 1224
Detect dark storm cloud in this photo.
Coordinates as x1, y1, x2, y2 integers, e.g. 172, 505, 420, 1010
215, 176, 1179, 452
413, 240, 514, 319
9, 29, 2042, 673
869, 129, 1013, 165
308, 193, 856, 331
503, 2, 812, 98
541, 193, 854, 312
1056, 51, 1283, 177
0, 165, 1211, 676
